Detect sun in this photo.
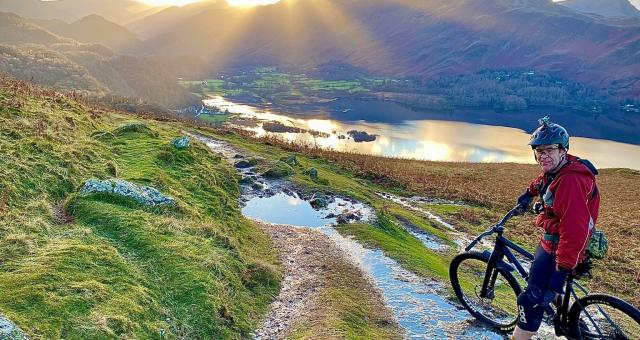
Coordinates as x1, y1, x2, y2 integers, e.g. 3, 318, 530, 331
226, 0, 281, 7
137, 0, 281, 7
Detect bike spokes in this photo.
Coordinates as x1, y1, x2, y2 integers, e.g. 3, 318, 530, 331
457, 258, 518, 326
578, 302, 640, 339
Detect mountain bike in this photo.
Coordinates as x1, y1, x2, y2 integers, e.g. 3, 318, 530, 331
449, 207, 640, 339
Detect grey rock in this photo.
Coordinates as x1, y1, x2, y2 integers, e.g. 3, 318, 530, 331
171, 136, 190, 149
0, 314, 29, 340
81, 179, 175, 206
309, 193, 329, 209
234, 160, 253, 169
304, 167, 318, 179
280, 155, 298, 167
240, 176, 255, 185
252, 182, 265, 190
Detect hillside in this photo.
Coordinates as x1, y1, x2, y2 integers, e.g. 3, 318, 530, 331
559, 0, 640, 19
0, 12, 69, 46
0, 75, 283, 338
0, 0, 154, 25
0, 12, 196, 108
32, 15, 142, 53
136, 0, 640, 98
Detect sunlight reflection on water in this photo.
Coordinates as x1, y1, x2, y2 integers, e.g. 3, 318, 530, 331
204, 96, 640, 170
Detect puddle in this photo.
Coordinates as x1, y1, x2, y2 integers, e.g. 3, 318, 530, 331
395, 218, 449, 252
192, 134, 553, 339
319, 226, 503, 339
377, 192, 457, 230
242, 193, 374, 228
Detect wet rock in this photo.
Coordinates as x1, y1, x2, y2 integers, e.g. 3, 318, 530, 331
336, 211, 361, 224
303, 167, 318, 179
233, 154, 244, 159
0, 314, 28, 340
234, 160, 253, 169
80, 178, 175, 206
347, 130, 377, 142
263, 161, 294, 178
170, 136, 190, 149
309, 193, 329, 209
240, 176, 255, 185
252, 182, 265, 190
324, 213, 337, 219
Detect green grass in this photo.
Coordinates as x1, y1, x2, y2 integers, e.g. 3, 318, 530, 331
198, 114, 228, 124
337, 215, 450, 279
0, 78, 281, 339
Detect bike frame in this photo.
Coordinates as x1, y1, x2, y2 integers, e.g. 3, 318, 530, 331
471, 208, 592, 334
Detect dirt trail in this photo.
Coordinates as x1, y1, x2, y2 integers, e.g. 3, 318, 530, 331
253, 222, 401, 339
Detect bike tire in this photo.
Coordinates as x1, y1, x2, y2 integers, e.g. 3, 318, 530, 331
449, 251, 523, 331
568, 293, 640, 340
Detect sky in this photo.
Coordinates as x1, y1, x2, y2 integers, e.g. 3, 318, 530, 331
135, 0, 640, 10
138, 0, 282, 7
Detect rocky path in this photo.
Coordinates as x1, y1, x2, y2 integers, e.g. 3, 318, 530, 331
252, 222, 401, 339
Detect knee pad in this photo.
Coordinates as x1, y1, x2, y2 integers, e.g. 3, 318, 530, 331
516, 285, 545, 332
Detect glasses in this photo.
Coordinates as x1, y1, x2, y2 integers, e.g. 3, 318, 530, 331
534, 146, 560, 157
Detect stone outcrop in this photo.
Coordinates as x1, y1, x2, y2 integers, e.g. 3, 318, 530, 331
81, 178, 175, 206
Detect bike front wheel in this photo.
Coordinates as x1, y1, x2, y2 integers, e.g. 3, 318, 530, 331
568, 293, 640, 339
449, 251, 523, 331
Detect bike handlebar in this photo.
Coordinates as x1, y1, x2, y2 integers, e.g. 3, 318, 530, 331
464, 206, 521, 252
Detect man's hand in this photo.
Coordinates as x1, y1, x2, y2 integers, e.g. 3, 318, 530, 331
515, 189, 534, 215
540, 268, 570, 307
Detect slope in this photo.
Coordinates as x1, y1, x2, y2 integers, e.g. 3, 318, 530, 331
0, 75, 281, 338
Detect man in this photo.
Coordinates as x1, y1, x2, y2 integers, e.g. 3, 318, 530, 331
511, 117, 600, 340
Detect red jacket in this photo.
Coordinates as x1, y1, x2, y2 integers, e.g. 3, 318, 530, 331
527, 155, 600, 269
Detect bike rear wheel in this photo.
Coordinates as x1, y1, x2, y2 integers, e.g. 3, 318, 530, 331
449, 251, 522, 331
568, 293, 640, 339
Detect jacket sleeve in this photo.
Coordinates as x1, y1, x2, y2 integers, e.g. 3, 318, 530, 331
552, 174, 593, 269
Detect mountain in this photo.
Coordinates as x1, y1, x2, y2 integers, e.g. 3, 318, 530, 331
559, 0, 640, 19
137, 0, 640, 98
126, 1, 225, 39
0, 0, 155, 25
32, 15, 142, 53
0, 13, 196, 108
0, 12, 69, 45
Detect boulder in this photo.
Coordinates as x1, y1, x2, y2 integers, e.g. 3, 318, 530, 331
0, 314, 28, 340
171, 136, 190, 149
304, 167, 318, 179
81, 179, 175, 206
280, 155, 298, 167
309, 193, 329, 209
240, 176, 255, 185
263, 161, 294, 178
234, 160, 253, 169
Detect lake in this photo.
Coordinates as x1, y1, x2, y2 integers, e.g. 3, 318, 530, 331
203, 96, 640, 170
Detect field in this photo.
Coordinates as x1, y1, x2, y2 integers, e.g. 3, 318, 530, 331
181, 67, 391, 108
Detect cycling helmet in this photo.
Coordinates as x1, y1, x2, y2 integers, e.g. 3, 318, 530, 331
528, 116, 569, 149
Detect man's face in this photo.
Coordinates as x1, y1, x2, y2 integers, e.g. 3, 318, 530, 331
534, 144, 566, 173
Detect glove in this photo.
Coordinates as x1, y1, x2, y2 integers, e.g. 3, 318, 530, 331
541, 268, 570, 306
515, 189, 533, 215
533, 201, 544, 214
